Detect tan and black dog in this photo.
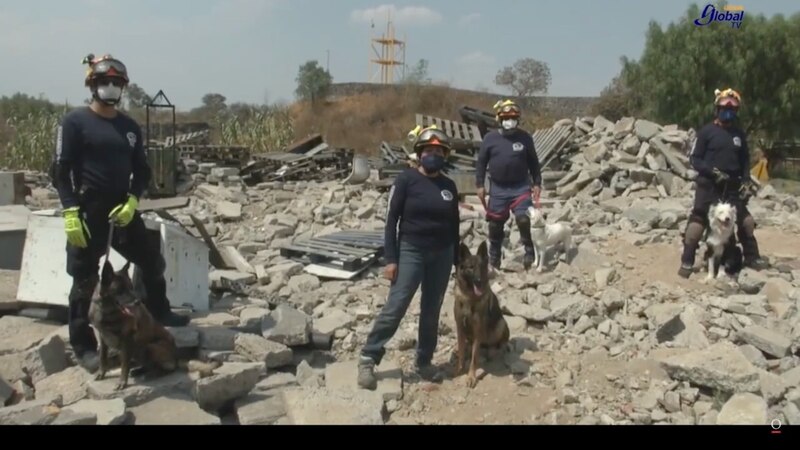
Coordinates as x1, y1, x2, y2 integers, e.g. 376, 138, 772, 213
453, 241, 510, 388
88, 260, 218, 390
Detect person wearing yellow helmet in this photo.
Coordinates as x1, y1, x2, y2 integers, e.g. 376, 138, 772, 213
476, 99, 542, 270
357, 126, 460, 389
678, 88, 768, 278
51, 53, 189, 372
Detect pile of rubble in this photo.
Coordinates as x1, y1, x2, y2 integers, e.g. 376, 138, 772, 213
539, 116, 696, 200
2, 113, 800, 426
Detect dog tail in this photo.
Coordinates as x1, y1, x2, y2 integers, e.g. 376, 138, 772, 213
178, 359, 222, 378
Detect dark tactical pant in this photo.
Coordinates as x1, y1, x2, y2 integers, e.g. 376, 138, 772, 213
681, 176, 760, 266
361, 240, 454, 366
486, 180, 534, 264
66, 189, 171, 356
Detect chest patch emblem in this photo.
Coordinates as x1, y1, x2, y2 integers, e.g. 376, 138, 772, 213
732, 136, 741, 147
512, 142, 524, 152
126, 132, 137, 148
440, 189, 454, 201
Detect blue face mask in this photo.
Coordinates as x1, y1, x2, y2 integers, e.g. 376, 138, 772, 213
719, 108, 737, 122
420, 154, 445, 173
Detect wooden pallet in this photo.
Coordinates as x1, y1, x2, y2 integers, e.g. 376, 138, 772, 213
415, 115, 482, 143
280, 230, 384, 271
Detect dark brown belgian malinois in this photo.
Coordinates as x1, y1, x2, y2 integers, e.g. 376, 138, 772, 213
453, 241, 510, 388
88, 260, 218, 390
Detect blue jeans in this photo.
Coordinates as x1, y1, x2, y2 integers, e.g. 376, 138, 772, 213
361, 240, 454, 366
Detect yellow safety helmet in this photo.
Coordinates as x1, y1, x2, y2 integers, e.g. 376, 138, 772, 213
714, 88, 741, 107
493, 99, 521, 120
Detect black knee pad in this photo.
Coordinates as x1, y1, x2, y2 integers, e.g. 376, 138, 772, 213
515, 214, 530, 229
69, 275, 99, 304
683, 220, 705, 244
488, 220, 505, 242
741, 215, 756, 236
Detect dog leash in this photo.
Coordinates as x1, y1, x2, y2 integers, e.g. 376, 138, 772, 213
479, 191, 535, 221
105, 218, 115, 263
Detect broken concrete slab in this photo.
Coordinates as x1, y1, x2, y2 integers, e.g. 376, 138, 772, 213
0, 172, 28, 206
198, 326, 239, 351
758, 370, 790, 406
131, 394, 221, 425
281, 386, 385, 425
23, 334, 68, 384
193, 362, 262, 412
716, 393, 768, 425
324, 359, 403, 402
0, 316, 61, 356
17, 215, 210, 312
0, 270, 20, 312
234, 333, 293, 368
738, 325, 792, 358
659, 341, 760, 393
216, 201, 242, 221
87, 371, 194, 407
63, 399, 129, 425
52, 409, 98, 425
0, 377, 13, 406
0, 396, 62, 425
255, 372, 298, 392
235, 390, 287, 425
34, 366, 92, 406
220, 245, 255, 274
313, 309, 356, 336
261, 304, 312, 346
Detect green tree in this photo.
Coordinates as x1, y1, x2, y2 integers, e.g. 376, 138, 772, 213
618, 2, 800, 143
590, 66, 641, 121
123, 83, 150, 109
494, 57, 552, 97
295, 60, 333, 104
402, 59, 431, 85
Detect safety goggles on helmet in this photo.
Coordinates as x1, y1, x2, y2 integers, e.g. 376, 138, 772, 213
413, 126, 451, 152
714, 88, 741, 107
496, 103, 521, 117
84, 55, 129, 86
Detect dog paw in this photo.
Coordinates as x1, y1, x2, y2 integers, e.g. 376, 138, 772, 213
94, 372, 105, 381
466, 375, 478, 388
114, 382, 127, 391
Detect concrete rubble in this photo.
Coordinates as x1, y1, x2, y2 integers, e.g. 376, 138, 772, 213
1, 113, 799, 425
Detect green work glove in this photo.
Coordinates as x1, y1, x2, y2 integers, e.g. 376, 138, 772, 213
63, 207, 91, 248
109, 195, 138, 227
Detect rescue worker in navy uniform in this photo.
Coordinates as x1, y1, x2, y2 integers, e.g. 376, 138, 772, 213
53, 54, 189, 371
678, 88, 768, 278
476, 100, 542, 270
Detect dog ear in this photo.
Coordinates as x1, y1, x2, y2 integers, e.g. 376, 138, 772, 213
459, 243, 471, 262
477, 240, 488, 262
120, 260, 131, 275
101, 260, 114, 288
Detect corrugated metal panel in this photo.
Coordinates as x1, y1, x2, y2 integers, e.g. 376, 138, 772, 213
532, 126, 574, 168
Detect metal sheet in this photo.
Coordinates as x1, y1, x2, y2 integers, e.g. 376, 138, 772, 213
159, 220, 210, 312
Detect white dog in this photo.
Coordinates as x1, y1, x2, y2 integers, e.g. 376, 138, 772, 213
703, 201, 737, 282
527, 207, 573, 272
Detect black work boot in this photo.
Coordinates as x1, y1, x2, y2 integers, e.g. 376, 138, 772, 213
744, 257, 769, 271
412, 361, 444, 383
677, 262, 693, 279
523, 246, 535, 270
143, 276, 190, 327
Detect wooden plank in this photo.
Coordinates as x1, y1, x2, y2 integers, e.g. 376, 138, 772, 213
138, 197, 190, 212
189, 214, 229, 269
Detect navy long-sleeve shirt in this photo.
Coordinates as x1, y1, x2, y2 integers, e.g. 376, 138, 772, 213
476, 129, 542, 188
689, 122, 750, 180
384, 168, 460, 265
54, 107, 151, 208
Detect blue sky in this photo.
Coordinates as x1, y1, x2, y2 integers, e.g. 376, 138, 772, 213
1, 0, 796, 110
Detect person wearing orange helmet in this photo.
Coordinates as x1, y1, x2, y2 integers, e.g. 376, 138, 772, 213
357, 126, 460, 389
678, 88, 768, 278
51, 54, 189, 372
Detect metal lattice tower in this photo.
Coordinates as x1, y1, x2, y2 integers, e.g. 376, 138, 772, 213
369, 11, 406, 84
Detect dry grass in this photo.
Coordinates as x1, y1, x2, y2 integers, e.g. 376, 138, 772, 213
289, 84, 559, 155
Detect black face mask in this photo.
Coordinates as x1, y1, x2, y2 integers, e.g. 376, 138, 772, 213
420, 154, 445, 173
718, 108, 737, 123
